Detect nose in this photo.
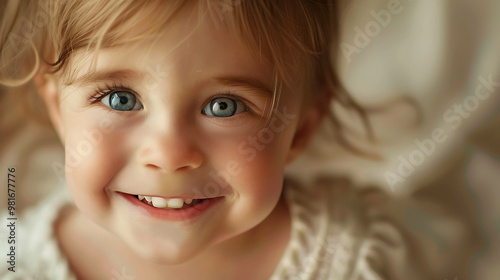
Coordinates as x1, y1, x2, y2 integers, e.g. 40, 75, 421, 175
137, 128, 204, 173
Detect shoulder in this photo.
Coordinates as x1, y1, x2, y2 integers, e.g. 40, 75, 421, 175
0, 187, 77, 280
279, 176, 462, 279
272, 177, 363, 279
342, 186, 429, 279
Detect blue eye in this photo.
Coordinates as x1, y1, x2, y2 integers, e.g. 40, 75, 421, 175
203, 97, 245, 117
101, 91, 143, 111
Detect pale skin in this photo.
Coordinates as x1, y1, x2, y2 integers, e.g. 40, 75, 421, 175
36, 3, 329, 280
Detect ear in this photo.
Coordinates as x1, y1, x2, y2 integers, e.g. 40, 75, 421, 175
34, 68, 65, 142
285, 88, 331, 164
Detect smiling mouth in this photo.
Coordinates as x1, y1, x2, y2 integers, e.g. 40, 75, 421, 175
134, 195, 207, 210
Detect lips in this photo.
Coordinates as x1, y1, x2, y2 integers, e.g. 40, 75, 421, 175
119, 193, 224, 221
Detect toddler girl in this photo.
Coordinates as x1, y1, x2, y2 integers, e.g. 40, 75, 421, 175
1, 0, 449, 279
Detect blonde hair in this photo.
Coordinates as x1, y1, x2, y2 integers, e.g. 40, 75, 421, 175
0, 0, 374, 157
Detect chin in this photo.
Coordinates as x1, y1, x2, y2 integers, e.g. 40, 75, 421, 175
128, 238, 203, 265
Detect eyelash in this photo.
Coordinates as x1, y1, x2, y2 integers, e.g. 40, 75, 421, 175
88, 82, 137, 105
202, 92, 254, 115
88, 84, 255, 116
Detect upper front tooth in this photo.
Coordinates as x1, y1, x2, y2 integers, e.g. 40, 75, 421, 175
167, 198, 184, 208
185, 199, 193, 204
152, 197, 168, 207
149, 197, 185, 209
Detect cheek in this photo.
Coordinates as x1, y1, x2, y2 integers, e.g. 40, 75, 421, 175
62, 112, 128, 220
237, 133, 292, 205
202, 120, 295, 185
201, 118, 297, 226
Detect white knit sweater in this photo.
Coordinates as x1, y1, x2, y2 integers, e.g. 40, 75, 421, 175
0, 179, 452, 279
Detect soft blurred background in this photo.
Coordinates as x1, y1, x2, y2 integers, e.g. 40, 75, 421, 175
1, 0, 499, 279
289, 0, 500, 279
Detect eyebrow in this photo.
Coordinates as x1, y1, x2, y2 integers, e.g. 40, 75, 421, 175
68, 69, 274, 96
67, 69, 146, 86
212, 76, 273, 96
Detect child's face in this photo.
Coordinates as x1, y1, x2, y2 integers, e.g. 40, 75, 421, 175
44, 4, 319, 264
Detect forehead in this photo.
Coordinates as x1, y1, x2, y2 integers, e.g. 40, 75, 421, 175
65, 3, 275, 92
